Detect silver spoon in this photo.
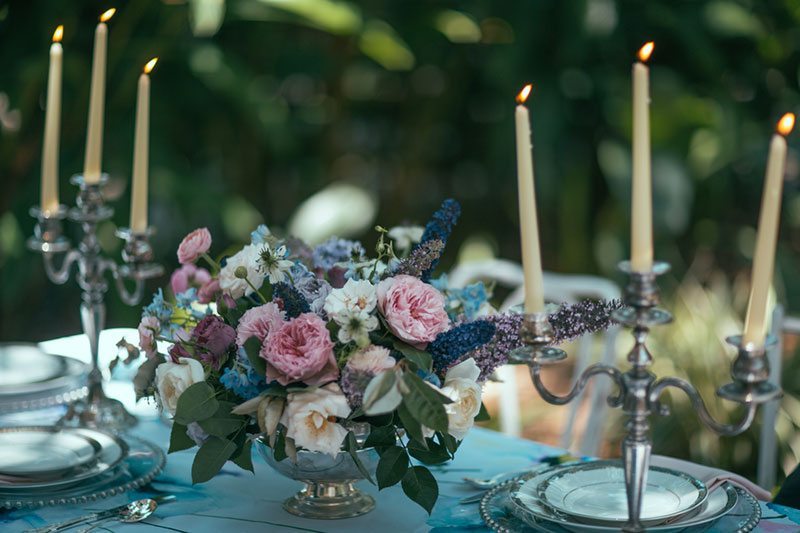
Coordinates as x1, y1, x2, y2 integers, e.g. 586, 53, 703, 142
76, 499, 158, 533
462, 470, 519, 490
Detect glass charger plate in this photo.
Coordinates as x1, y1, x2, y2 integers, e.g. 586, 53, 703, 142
0, 435, 164, 510
535, 460, 708, 527
0, 427, 128, 491
0, 345, 89, 413
481, 472, 760, 533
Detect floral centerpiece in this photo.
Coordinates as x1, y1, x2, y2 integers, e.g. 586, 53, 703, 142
133, 199, 619, 514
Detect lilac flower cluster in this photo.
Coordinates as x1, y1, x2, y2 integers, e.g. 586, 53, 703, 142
393, 240, 445, 278
312, 237, 366, 271
291, 264, 332, 316
339, 366, 373, 408
428, 320, 496, 375
273, 282, 311, 318
466, 299, 622, 379
416, 199, 461, 281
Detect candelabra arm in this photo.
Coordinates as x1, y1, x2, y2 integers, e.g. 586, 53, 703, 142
531, 363, 625, 407
42, 250, 81, 285
649, 377, 757, 436
109, 263, 145, 306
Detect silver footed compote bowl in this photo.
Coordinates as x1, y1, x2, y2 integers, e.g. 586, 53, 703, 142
28, 174, 163, 430
255, 424, 378, 519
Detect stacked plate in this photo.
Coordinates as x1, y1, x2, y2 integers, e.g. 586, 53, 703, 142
0, 427, 165, 509
0, 344, 89, 413
504, 460, 740, 532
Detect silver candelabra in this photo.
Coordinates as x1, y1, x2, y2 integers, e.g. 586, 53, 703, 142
28, 174, 163, 430
510, 260, 781, 532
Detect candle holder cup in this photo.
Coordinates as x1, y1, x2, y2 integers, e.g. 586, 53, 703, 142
510, 259, 781, 532
28, 173, 163, 430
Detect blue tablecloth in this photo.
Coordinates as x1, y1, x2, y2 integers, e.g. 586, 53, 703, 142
2, 330, 799, 532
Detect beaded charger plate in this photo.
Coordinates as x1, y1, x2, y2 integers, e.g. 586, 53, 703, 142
0, 435, 164, 510
480, 472, 760, 533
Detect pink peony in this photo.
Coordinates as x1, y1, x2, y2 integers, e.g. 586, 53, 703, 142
237, 302, 286, 346
376, 275, 450, 347
261, 313, 338, 386
138, 316, 160, 359
170, 263, 212, 295
197, 278, 220, 304
177, 227, 212, 265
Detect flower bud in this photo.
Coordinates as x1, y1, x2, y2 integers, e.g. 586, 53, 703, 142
234, 266, 249, 279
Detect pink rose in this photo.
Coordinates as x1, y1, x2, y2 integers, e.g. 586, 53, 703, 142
177, 228, 212, 265
138, 316, 160, 359
191, 315, 236, 370
261, 313, 338, 386
170, 263, 212, 295
197, 278, 220, 304
237, 302, 286, 346
376, 275, 450, 347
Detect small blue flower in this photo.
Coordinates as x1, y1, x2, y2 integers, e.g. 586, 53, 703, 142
455, 282, 488, 319
220, 366, 263, 400
175, 288, 198, 310
417, 369, 442, 388
143, 289, 172, 323
250, 224, 271, 245
273, 282, 311, 319
312, 237, 366, 271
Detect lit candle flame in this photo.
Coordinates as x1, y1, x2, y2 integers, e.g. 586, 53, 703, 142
100, 8, 116, 22
52, 25, 64, 43
144, 57, 158, 74
638, 41, 655, 63
777, 113, 795, 137
516, 84, 533, 105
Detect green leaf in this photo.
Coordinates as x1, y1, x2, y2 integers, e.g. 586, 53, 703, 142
232, 439, 254, 473
439, 432, 460, 455
175, 382, 219, 425
393, 341, 432, 373
273, 427, 288, 462
168, 422, 195, 453
198, 401, 247, 437
363, 425, 397, 449
366, 412, 394, 427
408, 438, 450, 465
475, 401, 491, 422
243, 337, 267, 378
362, 369, 399, 414
401, 465, 439, 514
397, 401, 427, 449
191, 437, 237, 483
401, 372, 450, 433
344, 432, 376, 485
376, 445, 409, 489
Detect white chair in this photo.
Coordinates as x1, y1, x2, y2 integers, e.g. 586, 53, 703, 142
757, 304, 800, 490
448, 259, 621, 456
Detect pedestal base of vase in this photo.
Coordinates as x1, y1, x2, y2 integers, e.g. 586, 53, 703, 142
284, 481, 375, 519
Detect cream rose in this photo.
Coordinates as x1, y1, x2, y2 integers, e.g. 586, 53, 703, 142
440, 358, 482, 440
155, 357, 206, 415
283, 384, 351, 457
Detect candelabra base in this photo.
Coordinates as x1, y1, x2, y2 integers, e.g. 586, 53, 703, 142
61, 382, 137, 430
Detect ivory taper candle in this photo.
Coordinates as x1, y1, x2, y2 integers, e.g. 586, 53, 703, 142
130, 57, 157, 233
83, 8, 115, 183
631, 41, 654, 272
514, 84, 545, 313
742, 113, 795, 348
41, 25, 63, 214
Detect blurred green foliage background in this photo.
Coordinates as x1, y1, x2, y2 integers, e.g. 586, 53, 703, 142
3, 0, 800, 484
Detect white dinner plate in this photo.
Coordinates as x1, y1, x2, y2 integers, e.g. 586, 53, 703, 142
536, 460, 707, 527
0, 428, 100, 477
0, 427, 128, 491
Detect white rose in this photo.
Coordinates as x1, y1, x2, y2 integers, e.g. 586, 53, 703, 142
441, 358, 482, 440
154, 357, 206, 415
284, 384, 351, 457
219, 244, 267, 299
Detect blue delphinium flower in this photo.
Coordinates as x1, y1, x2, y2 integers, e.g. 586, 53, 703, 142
312, 237, 366, 271
417, 368, 442, 388
430, 276, 489, 321
220, 349, 266, 400
250, 224, 271, 245
273, 282, 311, 318
428, 320, 496, 375
142, 289, 172, 323
175, 288, 198, 310
415, 199, 461, 281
